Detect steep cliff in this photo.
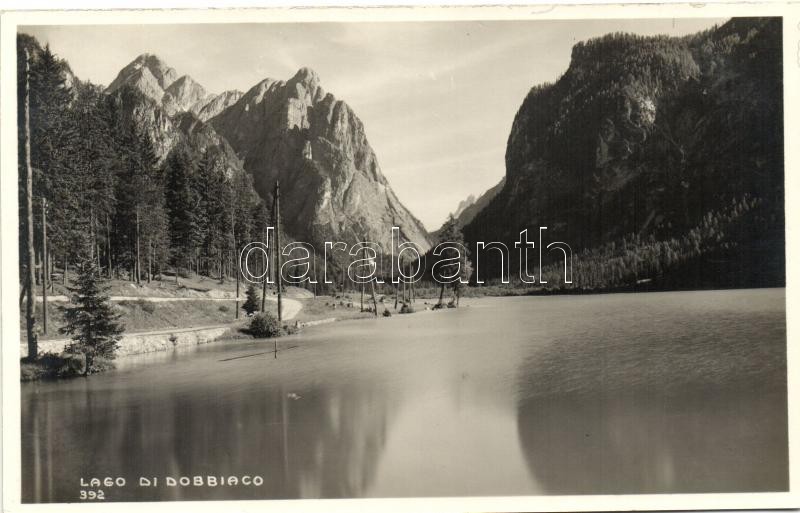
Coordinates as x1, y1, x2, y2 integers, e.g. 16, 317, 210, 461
464, 17, 784, 288
197, 90, 243, 121
211, 67, 431, 251
106, 77, 254, 204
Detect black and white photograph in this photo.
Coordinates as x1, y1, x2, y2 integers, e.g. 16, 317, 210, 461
1, 4, 797, 511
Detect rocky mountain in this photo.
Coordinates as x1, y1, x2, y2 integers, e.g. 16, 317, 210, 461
197, 90, 243, 121
162, 75, 213, 116
211, 67, 432, 251
433, 177, 505, 239
107, 53, 178, 103
106, 54, 220, 117
453, 195, 476, 219
464, 17, 784, 289
105, 61, 254, 199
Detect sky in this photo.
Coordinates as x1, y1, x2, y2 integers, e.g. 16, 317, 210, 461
22, 18, 724, 230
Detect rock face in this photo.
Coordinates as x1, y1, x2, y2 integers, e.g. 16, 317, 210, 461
434, 177, 505, 238
107, 53, 178, 101
107, 54, 219, 118
107, 74, 251, 193
464, 18, 784, 286
211, 67, 431, 251
162, 75, 213, 116
197, 90, 243, 121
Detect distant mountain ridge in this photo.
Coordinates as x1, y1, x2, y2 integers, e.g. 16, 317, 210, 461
433, 177, 505, 239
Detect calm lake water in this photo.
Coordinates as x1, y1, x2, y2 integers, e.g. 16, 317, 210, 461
21, 289, 787, 502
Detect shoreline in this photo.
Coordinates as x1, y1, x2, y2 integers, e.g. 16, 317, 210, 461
20, 286, 785, 382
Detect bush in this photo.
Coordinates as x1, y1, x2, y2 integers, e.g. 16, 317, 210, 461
19, 352, 115, 381
249, 311, 281, 338
218, 304, 230, 313
382, 309, 392, 317
399, 303, 415, 314
120, 298, 156, 314
137, 299, 156, 314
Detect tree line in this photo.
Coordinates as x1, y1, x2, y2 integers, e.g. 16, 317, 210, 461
17, 34, 272, 293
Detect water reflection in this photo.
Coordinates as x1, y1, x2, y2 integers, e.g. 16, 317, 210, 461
22, 358, 397, 502
516, 388, 787, 494
513, 290, 788, 494
21, 289, 788, 501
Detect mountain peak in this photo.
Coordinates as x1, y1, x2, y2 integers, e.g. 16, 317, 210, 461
291, 67, 320, 85
107, 52, 179, 95
211, 70, 431, 251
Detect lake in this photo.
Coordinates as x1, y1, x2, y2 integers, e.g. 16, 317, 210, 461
21, 288, 788, 502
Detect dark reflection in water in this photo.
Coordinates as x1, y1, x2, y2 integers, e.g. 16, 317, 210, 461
517, 387, 787, 494
21, 289, 787, 501
514, 289, 787, 494
22, 343, 396, 502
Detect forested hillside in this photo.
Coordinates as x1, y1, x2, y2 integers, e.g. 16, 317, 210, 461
17, 34, 270, 287
464, 17, 784, 290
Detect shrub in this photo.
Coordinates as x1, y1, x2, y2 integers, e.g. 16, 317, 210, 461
382, 309, 392, 317
218, 304, 230, 313
249, 311, 281, 338
399, 303, 415, 314
120, 298, 156, 314
136, 299, 156, 314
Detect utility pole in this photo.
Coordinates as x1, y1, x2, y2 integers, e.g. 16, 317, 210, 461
24, 50, 37, 359
41, 198, 48, 335
369, 254, 379, 318
233, 221, 240, 320
260, 228, 268, 313
107, 213, 112, 278
275, 181, 283, 324
135, 207, 141, 284
42, 198, 50, 335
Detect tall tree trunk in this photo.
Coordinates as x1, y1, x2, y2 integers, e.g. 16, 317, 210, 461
90, 208, 96, 263
41, 198, 48, 335
275, 181, 283, 323
261, 240, 268, 313
106, 214, 112, 278
235, 249, 240, 320
370, 279, 378, 317
402, 269, 407, 303
135, 208, 141, 284
394, 284, 399, 310
438, 283, 445, 306
24, 50, 37, 359
361, 282, 365, 312
148, 239, 152, 283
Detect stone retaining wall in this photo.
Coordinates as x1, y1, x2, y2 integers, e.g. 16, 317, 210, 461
21, 325, 232, 358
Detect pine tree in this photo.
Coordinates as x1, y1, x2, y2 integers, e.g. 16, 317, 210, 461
59, 259, 124, 375
164, 146, 200, 279
242, 283, 260, 315
434, 215, 467, 307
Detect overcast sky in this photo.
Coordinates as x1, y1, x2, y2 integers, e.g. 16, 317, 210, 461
22, 18, 724, 230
